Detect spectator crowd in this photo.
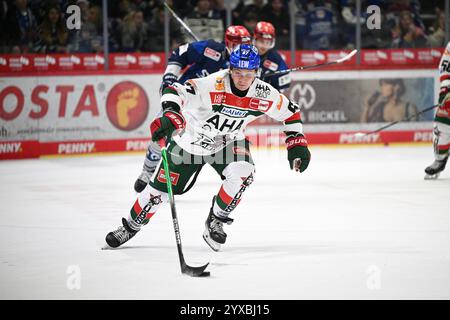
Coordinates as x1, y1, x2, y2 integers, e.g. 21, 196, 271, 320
0, 0, 447, 54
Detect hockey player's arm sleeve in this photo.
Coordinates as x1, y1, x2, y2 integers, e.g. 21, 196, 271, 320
160, 43, 193, 93
436, 46, 450, 119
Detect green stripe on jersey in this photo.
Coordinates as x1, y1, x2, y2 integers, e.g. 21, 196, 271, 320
284, 119, 303, 125
162, 87, 178, 96
435, 116, 450, 126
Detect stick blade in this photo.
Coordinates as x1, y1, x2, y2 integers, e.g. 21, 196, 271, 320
182, 262, 210, 277
337, 49, 358, 63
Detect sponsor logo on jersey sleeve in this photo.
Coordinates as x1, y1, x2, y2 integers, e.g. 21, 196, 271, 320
204, 47, 221, 61
263, 59, 279, 71
249, 98, 272, 112
210, 92, 226, 104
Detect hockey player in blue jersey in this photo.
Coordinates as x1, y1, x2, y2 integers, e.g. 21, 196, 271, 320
253, 21, 291, 93
134, 25, 252, 192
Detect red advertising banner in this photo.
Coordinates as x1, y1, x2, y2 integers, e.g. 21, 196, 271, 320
0, 140, 40, 160
109, 53, 166, 71
0, 49, 444, 75
0, 54, 106, 73
279, 48, 444, 70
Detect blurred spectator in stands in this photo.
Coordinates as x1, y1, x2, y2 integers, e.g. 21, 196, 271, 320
426, 9, 446, 48
147, 5, 184, 52
361, 79, 418, 123
211, 0, 226, 31
109, 0, 128, 19
69, 3, 103, 52
392, 10, 427, 48
34, 4, 69, 53
120, 10, 149, 52
3, 0, 39, 53
233, 0, 266, 26
386, 0, 425, 30
128, 0, 155, 21
0, 0, 7, 53
296, 0, 339, 50
260, 0, 289, 49
242, 10, 259, 36
340, 0, 392, 49
183, 0, 224, 42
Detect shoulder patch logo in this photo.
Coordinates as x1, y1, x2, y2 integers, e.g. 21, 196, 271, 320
204, 47, 221, 61
255, 83, 271, 98
249, 98, 272, 112
263, 59, 279, 71
215, 77, 224, 90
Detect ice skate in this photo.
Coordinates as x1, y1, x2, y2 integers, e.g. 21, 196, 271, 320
104, 218, 139, 249
203, 197, 234, 252
424, 157, 448, 180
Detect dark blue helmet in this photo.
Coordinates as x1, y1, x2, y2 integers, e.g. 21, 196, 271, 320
229, 44, 260, 70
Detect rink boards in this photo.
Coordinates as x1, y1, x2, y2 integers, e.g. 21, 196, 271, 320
0, 69, 439, 160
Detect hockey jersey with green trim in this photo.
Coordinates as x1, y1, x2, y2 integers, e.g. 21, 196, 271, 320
437, 41, 450, 124
160, 69, 303, 155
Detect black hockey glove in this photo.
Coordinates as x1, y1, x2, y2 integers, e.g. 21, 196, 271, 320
159, 73, 178, 95
286, 132, 311, 173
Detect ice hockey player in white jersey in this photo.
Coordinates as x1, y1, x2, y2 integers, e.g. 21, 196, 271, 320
104, 44, 311, 251
425, 41, 450, 179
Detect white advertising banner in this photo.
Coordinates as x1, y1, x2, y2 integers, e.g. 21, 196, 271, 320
1, 74, 162, 142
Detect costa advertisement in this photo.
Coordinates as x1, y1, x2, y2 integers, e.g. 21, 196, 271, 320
0, 74, 161, 159
0, 69, 439, 160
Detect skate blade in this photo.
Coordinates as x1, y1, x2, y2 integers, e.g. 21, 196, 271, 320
424, 173, 440, 180
101, 243, 114, 250
203, 230, 221, 252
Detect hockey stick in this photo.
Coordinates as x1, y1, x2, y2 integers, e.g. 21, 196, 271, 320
353, 104, 439, 137
162, 0, 200, 42
262, 49, 358, 78
158, 139, 210, 277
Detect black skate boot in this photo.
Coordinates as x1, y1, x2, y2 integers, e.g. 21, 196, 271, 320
203, 197, 234, 252
134, 170, 153, 193
104, 218, 139, 249
424, 157, 448, 180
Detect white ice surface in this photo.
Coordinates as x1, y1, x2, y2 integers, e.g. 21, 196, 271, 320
0, 145, 449, 299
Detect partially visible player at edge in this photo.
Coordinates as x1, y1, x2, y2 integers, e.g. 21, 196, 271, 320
424, 41, 450, 179
105, 44, 310, 252
253, 21, 291, 93
133, 26, 252, 193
